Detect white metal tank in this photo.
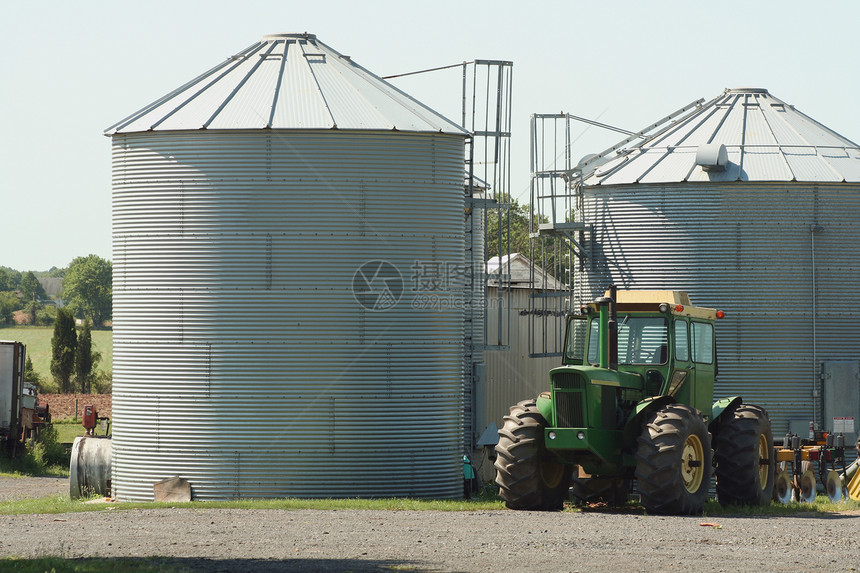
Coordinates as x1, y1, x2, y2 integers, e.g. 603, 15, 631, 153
107, 34, 469, 500
574, 88, 860, 450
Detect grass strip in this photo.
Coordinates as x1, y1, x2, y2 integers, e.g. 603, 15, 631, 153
0, 494, 506, 515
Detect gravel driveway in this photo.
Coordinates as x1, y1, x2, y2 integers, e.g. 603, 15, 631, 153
1, 476, 859, 572
0, 475, 68, 501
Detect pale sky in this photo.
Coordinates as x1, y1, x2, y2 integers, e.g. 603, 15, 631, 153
2, 0, 858, 271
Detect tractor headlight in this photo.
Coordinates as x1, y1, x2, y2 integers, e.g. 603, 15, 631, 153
577, 431, 586, 440
548, 431, 557, 440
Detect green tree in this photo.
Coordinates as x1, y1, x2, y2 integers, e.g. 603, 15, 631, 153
74, 321, 101, 394
0, 268, 22, 291
0, 268, 10, 291
51, 307, 77, 393
0, 291, 22, 324
484, 195, 568, 281
485, 195, 533, 258
21, 271, 46, 302
62, 255, 112, 326
24, 355, 45, 391
24, 300, 40, 325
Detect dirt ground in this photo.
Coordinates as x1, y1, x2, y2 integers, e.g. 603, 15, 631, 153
39, 393, 112, 420
1, 476, 859, 572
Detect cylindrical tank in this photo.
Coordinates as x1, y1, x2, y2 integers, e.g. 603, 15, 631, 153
69, 436, 112, 499
108, 34, 469, 500
574, 89, 860, 450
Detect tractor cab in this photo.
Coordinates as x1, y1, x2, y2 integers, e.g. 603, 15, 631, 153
563, 289, 722, 419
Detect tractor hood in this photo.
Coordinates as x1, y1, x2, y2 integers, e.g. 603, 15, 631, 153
549, 365, 643, 390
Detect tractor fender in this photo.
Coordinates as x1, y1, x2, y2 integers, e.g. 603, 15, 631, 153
709, 396, 743, 431
536, 392, 553, 423
623, 395, 676, 446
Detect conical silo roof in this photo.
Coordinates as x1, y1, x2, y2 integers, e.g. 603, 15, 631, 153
583, 88, 860, 185
106, 33, 467, 135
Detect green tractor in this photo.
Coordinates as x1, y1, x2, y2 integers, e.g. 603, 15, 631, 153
495, 287, 775, 514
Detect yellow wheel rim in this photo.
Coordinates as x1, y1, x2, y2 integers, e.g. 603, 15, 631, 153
757, 433, 769, 489
681, 433, 705, 493
541, 459, 565, 488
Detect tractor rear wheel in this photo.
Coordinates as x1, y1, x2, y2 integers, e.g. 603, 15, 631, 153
714, 404, 775, 506
494, 399, 572, 511
635, 404, 712, 515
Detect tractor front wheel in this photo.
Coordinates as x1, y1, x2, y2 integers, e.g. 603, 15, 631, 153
494, 399, 572, 511
635, 404, 712, 515
713, 403, 775, 506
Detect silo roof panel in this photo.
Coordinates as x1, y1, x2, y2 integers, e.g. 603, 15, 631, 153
594, 150, 661, 185
739, 148, 794, 181
821, 148, 860, 182
206, 43, 285, 129
783, 149, 845, 182
272, 39, 339, 128
156, 46, 272, 131
710, 98, 746, 147
637, 148, 698, 184
107, 34, 467, 136
582, 88, 860, 185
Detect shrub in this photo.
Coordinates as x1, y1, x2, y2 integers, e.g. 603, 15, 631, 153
92, 370, 113, 394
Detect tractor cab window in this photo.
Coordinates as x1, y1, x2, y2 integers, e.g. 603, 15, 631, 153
563, 316, 588, 364
674, 320, 690, 362
586, 316, 669, 365
691, 321, 714, 364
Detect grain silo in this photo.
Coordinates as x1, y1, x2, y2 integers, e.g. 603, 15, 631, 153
563, 88, 860, 451
106, 33, 470, 500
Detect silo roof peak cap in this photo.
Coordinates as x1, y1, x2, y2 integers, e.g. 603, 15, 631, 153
263, 33, 317, 41
726, 87, 769, 94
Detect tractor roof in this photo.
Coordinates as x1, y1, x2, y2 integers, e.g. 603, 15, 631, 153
599, 289, 720, 320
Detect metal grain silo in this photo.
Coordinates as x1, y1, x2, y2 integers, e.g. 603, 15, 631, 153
570, 88, 860, 449
106, 33, 469, 500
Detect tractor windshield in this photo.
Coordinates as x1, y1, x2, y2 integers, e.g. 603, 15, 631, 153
586, 316, 669, 365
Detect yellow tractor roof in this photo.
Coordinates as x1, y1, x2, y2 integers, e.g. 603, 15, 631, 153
599, 289, 719, 320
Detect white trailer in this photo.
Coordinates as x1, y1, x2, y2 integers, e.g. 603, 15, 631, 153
0, 341, 26, 454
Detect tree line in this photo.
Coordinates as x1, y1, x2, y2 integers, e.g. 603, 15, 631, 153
0, 254, 112, 327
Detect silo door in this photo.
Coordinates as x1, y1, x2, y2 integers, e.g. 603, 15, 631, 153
821, 361, 859, 440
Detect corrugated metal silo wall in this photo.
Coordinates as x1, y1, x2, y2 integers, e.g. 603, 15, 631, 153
111, 129, 466, 500
483, 288, 560, 430
577, 182, 860, 454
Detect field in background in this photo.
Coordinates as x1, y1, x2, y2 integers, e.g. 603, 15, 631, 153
0, 326, 112, 381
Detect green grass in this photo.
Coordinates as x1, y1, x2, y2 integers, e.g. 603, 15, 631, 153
0, 325, 112, 383
0, 557, 191, 573
2, 491, 858, 517
54, 420, 86, 444
571, 495, 860, 516
702, 496, 860, 516
0, 495, 506, 516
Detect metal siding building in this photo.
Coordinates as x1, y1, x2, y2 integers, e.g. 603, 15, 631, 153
107, 34, 469, 500
574, 89, 860, 454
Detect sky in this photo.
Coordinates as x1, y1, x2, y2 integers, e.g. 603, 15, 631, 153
2, 0, 858, 272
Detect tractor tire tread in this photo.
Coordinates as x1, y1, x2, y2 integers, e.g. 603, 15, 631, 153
713, 403, 775, 506
635, 404, 712, 515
